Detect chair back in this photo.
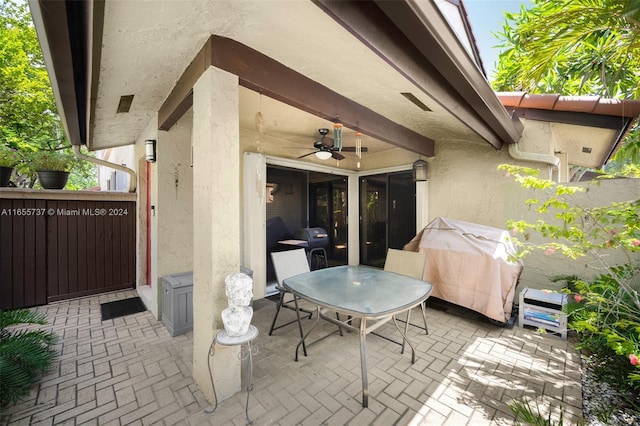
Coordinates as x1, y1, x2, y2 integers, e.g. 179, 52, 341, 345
271, 248, 310, 287
384, 248, 427, 280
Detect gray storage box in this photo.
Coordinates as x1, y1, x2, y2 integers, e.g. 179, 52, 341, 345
161, 272, 194, 337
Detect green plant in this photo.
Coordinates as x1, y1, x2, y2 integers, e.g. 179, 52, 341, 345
499, 164, 640, 390
509, 396, 571, 426
0, 145, 21, 167
26, 150, 77, 172
0, 309, 57, 408
564, 267, 640, 388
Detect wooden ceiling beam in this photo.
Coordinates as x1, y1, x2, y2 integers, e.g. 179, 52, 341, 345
159, 35, 435, 157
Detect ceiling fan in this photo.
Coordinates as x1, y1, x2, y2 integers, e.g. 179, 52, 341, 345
297, 128, 368, 160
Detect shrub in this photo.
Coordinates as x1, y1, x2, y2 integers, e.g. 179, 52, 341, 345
0, 309, 57, 408
499, 164, 640, 389
0, 145, 21, 168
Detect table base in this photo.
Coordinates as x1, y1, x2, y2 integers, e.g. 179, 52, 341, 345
293, 305, 418, 408
205, 325, 258, 424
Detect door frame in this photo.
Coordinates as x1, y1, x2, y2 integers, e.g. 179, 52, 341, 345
242, 153, 427, 299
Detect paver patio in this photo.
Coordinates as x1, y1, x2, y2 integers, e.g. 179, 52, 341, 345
1, 289, 582, 425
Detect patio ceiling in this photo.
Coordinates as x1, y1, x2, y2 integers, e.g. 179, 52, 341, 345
30, 0, 523, 157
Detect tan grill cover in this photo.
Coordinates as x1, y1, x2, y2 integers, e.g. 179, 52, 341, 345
404, 217, 523, 323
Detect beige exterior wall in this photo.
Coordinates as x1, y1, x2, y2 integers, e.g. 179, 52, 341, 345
192, 67, 242, 403
504, 177, 640, 293
156, 117, 194, 281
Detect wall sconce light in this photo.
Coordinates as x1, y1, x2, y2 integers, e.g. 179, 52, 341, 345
412, 159, 428, 182
145, 139, 156, 162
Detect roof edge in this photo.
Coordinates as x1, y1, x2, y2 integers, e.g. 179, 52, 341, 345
497, 92, 640, 118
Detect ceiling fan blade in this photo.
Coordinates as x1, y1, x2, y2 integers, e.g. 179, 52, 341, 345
339, 147, 369, 152
297, 151, 318, 159
331, 151, 345, 161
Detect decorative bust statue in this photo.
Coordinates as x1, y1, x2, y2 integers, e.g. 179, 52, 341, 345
221, 272, 253, 336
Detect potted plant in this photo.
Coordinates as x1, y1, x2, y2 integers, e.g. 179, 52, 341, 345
0, 145, 21, 187
27, 150, 77, 189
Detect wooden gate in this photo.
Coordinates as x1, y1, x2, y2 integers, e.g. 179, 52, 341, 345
0, 191, 136, 309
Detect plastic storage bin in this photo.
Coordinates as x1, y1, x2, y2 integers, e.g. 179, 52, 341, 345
161, 272, 194, 337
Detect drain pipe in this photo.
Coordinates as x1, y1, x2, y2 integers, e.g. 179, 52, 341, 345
72, 145, 137, 192
508, 143, 561, 182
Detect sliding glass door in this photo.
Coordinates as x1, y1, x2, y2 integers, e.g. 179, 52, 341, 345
309, 175, 348, 264
360, 171, 415, 267
265, 166, 348, 282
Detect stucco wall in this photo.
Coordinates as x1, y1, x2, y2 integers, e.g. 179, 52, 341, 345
428, 138, 512, 227
504, 177, 640, 293
156, 116, 194, 279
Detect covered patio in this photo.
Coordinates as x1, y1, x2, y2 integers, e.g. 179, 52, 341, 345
2, 290, 582, 425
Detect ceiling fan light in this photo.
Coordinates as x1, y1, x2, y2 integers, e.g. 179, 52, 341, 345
315, 151, 332, 160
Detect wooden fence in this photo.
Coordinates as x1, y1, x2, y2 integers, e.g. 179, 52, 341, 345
0, 190, 136, 309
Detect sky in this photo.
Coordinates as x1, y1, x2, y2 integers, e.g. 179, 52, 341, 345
463, 0, 533, 79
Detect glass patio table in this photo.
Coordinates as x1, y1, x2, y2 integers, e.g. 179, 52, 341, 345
283, 265, 433, 408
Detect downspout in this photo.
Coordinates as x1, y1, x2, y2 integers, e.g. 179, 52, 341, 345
508, 143, 561, 182
72, 145, 137, 192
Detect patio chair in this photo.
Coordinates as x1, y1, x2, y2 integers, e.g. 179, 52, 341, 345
384, 248, 429, 352
269, 248, 314, 336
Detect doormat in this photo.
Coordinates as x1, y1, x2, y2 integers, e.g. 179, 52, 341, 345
101, 297, 146, 321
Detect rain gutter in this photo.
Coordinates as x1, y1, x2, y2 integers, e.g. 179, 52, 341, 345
72, 145, 137, 193
508, 143, 561, 182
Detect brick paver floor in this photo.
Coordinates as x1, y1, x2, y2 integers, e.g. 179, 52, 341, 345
1, 289, 582, 425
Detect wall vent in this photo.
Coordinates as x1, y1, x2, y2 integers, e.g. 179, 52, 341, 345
117, 95, 134, 113
400, 92, 431, 112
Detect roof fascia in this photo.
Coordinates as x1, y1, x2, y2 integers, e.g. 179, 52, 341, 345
87, 1, 105, 151
314, 0, 523, 149
509, 108, 632, 130
498, 92, 640, 118
442, 0, 487, 77
29, 0, 88, 146
371, 0, 523, 146
603, 118, 635, 166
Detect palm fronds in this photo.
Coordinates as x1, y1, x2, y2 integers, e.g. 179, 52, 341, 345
0, 309, 57, 408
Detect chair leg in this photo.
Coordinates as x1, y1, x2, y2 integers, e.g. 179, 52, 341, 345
269, 292, 285, 336
400, 309, 411, 354
420, 302, 429, 335
269, 291, 314, 335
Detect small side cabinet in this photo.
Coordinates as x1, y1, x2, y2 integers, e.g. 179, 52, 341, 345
161, 272, 194, 337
